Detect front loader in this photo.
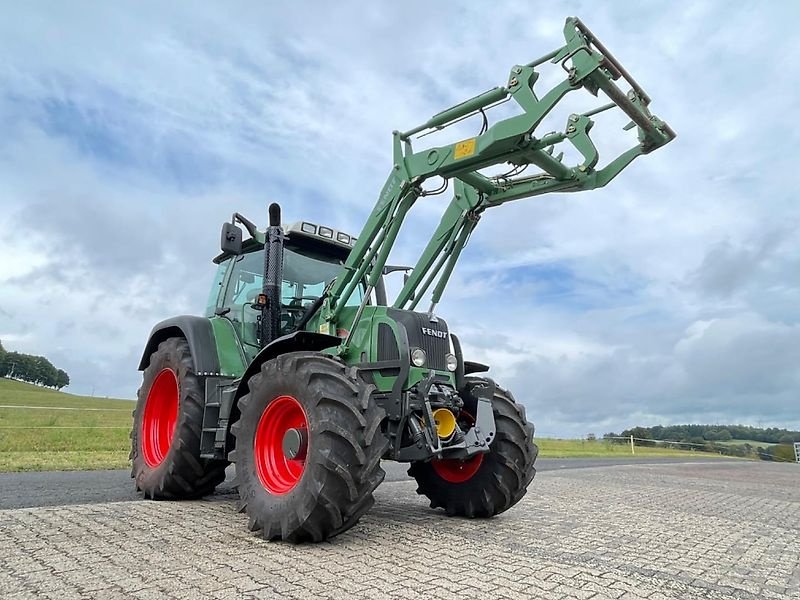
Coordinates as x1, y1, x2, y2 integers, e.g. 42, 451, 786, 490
131, 18, 674, 542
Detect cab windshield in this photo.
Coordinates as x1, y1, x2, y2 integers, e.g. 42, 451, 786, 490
213, 245, 362, 346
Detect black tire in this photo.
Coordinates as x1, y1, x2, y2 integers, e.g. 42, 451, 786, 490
231, 352, 389, 543
130, 337, 228, 499
409, 377, 538, 517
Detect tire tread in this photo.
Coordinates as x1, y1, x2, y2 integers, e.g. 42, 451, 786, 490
232, 352, 388, 543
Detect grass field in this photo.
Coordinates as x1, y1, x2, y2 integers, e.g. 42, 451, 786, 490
0, 378, 134, 471
0, 377, 734, 472
715, 439, 775, 447
533, 437, 723, 458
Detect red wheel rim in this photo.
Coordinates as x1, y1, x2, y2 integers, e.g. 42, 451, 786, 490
432, 453, 484, 483
141, 368, 179, 468
254, 395, 308, 495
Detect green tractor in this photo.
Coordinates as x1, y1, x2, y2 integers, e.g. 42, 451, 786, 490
131, 17, 674, 542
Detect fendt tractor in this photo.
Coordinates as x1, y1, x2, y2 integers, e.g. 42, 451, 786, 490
132, 18, 674, 542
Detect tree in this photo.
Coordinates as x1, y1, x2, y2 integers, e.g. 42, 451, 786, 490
12, 353, 33, 382
0, 350, 9, 378
55, 369, 70, 390
726, 444, 746, 457
0, 342, 70, 389
30, 355, 57, 386
772, 444, 796, 462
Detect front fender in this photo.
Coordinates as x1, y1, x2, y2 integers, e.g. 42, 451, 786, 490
232, 331, 342, 400
224, 331, 343, 447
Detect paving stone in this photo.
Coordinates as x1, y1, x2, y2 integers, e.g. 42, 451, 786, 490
0, 461, 797, 599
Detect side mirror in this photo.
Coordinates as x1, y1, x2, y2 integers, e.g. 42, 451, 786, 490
221, 222, 243, 255
383, 265, 413, 275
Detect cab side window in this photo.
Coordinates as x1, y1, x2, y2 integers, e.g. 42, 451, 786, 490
222, 253, 264, 310
220, 252, 264, 348
204, 259, 232, 317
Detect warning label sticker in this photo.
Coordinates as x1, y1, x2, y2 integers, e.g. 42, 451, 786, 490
453, 138, 477, 160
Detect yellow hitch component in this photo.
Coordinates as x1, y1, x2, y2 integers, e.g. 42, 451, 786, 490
432, 408, 457, 440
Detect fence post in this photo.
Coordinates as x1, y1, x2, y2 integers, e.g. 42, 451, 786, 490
794, 442, 800, 464
630, 434, 635, 455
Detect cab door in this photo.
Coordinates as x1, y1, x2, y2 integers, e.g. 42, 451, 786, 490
218, 251, 264, 361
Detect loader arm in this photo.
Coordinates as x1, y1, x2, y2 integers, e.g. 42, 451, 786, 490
322, 17, 675, 346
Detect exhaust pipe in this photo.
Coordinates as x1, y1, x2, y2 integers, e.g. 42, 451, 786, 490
260, 202, 284, 348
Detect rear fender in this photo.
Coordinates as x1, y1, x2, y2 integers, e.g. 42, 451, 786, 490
138, 316, 220, 375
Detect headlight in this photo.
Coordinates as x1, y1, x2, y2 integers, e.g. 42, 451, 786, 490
410, 348, 427, 367
445, 353, 458, 372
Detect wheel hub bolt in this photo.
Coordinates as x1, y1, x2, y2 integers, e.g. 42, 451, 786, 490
282, 428, 308, 460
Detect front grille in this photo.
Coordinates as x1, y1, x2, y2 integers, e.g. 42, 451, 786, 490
377, 323, 400, 361
388, 309, 449, 371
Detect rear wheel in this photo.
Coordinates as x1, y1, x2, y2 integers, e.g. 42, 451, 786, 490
409, 377, 538, 517
131, 337, 228, 499
231, 352, 388, 543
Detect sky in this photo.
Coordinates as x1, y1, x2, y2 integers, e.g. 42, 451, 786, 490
1, 1, 799, 437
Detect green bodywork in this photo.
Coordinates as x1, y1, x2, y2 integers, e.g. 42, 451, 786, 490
325, 305, 455, 392
209, 317, 247, 377
206, 297, 449, 393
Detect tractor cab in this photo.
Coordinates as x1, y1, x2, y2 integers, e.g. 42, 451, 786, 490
207, 221, 383, 362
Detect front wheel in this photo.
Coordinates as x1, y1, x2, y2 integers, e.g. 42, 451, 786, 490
231, 352, 389, 543
409, 377, 538, 517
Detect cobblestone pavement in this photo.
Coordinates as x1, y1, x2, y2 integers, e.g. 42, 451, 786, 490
1, 461, 797, 599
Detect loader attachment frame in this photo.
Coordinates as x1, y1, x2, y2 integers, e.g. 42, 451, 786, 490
315, 17, 675, 350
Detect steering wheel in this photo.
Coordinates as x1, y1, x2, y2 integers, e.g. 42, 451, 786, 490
276, 296, 316, 331
283, 296, 319, 312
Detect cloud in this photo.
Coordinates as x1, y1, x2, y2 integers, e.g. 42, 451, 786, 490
0, 2, 798, 438
496, 313, 800, 437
